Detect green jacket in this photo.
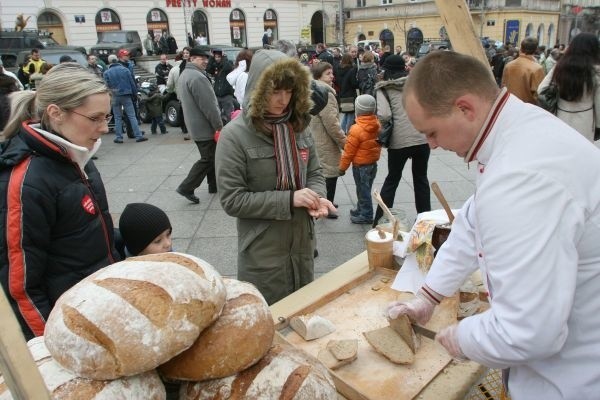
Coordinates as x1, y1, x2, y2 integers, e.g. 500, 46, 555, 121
215, 50, 326, 305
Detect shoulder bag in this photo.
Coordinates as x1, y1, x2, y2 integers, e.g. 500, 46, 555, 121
537, 82, 559, 115
377, 88, 393, 147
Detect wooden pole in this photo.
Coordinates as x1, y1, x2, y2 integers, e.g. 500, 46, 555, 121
0, 290, 51, 399
434, 0, 495, 79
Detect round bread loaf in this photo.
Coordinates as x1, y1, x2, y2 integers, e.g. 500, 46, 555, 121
44, 252, 226, 380
0, 337, 166, 400
159, 279, 274, 381
180, 343, 337, 400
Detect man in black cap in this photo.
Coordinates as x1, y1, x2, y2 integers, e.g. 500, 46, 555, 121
206, 48, 235, 125
175, 48, 222, 204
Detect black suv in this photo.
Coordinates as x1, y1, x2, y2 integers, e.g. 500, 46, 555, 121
90, 31, 143, 63
0, 29, 86, 69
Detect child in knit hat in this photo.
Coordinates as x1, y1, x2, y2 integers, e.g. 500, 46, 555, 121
339, 94, 381, 224
117, 203, 173, 257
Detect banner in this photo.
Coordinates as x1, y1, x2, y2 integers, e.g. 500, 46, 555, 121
504, 20, 520, 46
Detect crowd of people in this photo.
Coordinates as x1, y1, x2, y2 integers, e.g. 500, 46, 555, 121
1, 31, 599, 398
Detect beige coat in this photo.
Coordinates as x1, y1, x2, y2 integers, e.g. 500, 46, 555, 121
538, 66, 600, 142
309, 81, 346, 178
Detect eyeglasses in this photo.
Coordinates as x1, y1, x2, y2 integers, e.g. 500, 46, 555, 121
70, 110, 113, 125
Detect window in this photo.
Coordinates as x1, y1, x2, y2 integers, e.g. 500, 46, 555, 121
382, 0, 393, 4
356, 0, 366, 7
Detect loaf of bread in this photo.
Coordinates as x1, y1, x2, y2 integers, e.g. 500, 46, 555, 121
0, 337, 166, 400
388, 315, 419, 353
289, 314, 336, 341
180, 343, 337, 399
44, 252, 226, 380
159, 279, 274, 381
363, 326, 415, 364
317, 339, 358, 370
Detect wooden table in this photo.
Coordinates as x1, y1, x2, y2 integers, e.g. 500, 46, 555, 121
270, 251, 487, 400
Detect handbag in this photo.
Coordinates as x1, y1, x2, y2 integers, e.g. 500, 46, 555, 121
537, 83, 559, 115
339, 97, 355, 113
376, 88, 393, 147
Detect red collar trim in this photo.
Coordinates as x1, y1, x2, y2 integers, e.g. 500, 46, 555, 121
466, 89, 510, 163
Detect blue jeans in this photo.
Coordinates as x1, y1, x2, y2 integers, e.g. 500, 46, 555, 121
341, 112, 355, 134
151, 115, 167, 133
352, 163, 377, 220
112, 95, 143, 140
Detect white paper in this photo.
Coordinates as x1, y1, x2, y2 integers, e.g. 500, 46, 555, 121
389, 209, 460, 293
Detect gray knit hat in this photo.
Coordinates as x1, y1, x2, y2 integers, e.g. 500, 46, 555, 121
355, 94, 376, 116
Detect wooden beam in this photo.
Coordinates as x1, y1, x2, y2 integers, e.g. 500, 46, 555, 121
434, 0, 494, 78
0, 290, 51, 399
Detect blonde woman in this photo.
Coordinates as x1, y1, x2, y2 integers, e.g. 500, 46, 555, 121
0, 64, 119, 340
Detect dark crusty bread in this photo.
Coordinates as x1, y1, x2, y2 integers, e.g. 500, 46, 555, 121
0, 337, 166, 400
363, 326, 415, 364
180, 343, 337, 399
44, 252, 226, 380
159, 279, 274, 381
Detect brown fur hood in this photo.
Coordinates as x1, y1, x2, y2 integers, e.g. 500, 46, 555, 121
243, 50, 313, 133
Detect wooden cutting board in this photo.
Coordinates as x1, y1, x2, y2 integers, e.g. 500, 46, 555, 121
279, 270, 458, 400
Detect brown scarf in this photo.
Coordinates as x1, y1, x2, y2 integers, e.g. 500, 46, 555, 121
264, 111, 306, 191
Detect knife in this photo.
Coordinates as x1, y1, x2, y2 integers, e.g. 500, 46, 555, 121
411, 323, 437, 340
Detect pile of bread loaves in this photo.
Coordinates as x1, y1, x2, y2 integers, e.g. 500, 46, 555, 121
0, 253, 337, 399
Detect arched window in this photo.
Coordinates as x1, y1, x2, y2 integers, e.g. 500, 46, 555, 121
95, 8, 121, 34
192, 10, 209, 44
230, 9, 246, 47
537, 24, 545, 46
38, 11, 66, 45
525, 23, 534, 38
146, 8, 169, 39
379, 29, 394, 50
263, 9, 278, 46
406, 27, 424, 56
547, 23, 556, 47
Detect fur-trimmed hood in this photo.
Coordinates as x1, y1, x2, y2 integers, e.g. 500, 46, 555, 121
243, 50, 313, 133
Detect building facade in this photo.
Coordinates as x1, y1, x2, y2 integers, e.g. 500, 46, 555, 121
0, 0, 341, 52
341, 0, 598, 54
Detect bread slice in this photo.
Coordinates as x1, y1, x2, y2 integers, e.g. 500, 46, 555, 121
363, 326, 415, 364
290, 314, 336, 341
388, 315, 418, 353
326, 339, 358, 361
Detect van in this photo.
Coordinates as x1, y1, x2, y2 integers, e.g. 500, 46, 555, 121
90, 30, 143, 63
416, 40, 451, 59
0, 29, 86, 70
357, 40, 381, 51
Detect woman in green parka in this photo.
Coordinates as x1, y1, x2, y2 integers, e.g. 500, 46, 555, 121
215, 50, 336, 305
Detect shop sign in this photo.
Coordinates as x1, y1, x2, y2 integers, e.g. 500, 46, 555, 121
165, 0, 231, 7
96, 24, 121, 32
504, 19, 520, 46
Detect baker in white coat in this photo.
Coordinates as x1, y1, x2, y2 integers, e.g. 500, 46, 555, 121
390, 51, 600, 399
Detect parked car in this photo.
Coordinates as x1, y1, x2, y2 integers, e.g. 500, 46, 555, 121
14, 48, 88, 69
0, 29, 86, 70
416, 40, 452, 59
90, 30, 143, 63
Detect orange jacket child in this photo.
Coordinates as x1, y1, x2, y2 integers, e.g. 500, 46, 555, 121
339, 94, 381, 224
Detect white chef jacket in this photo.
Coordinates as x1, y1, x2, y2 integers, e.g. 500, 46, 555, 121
425, 92, 600, 399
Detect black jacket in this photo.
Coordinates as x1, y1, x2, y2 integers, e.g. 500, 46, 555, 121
155, 62, 172, 85
0, 123, 119, 340
207, 57, 235, 97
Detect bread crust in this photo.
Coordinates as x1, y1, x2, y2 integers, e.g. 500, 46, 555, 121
180, 343, 337, 400
159, 279, 274, 381
44, 253, 226, 379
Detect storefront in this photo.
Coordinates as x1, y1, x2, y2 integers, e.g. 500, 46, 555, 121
1, 0, 339, 51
